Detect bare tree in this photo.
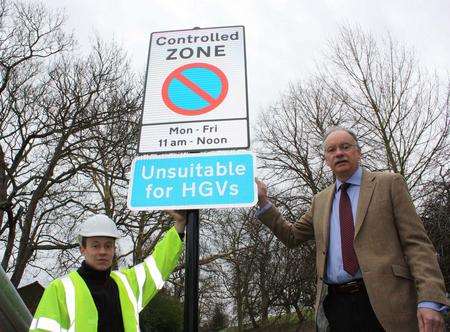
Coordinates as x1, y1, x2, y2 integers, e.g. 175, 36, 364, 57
0, 0, 72, 95
199, 209, 255, 331
0, 0, 72, 243
0, 0, 142, 285
201, 206, 316, 330
420, 166, 450, 290
249, 25, 448, 329
256, 78, 345, 210
323, 25, 449, 195
0, 0, 73, 283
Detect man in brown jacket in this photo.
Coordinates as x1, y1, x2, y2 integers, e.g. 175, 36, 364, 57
256, 127, 448, 331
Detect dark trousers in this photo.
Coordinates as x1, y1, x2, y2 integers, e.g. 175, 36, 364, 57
323, 287, 385, 332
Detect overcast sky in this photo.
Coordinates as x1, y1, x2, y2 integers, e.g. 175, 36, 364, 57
16, 0, 449, 285
43, 0, 450, 124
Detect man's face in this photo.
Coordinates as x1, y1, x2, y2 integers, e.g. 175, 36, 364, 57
324, 130, 361, 181
80, 237, 115, 271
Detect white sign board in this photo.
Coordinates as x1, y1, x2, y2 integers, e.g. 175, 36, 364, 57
138, 26, 249, 153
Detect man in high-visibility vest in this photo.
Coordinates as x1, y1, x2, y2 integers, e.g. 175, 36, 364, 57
30, 211, 186, 332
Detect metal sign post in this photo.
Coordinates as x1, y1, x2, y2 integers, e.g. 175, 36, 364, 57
184, 210, 199, 332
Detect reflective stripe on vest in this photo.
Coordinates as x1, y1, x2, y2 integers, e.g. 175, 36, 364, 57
61, 276, 76, 332
134, 263, 146, 312
112, 271, 139, 331
30, 317, 68, 332
144, 255, 164, 290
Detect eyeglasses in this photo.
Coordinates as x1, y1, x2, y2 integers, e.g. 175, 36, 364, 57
324, 143, 358, 154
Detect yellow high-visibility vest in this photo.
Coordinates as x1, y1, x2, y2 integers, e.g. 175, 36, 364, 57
30, 227, 183, 332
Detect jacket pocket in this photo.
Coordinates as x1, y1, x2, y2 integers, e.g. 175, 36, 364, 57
391, 264, 413, 280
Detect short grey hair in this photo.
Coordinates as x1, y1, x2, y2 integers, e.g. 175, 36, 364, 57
323, 126, 361, 151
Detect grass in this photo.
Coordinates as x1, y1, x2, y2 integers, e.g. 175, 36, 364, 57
220, 308, 315, 332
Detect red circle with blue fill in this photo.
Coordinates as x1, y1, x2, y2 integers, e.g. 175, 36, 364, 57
162, 63, 228, 116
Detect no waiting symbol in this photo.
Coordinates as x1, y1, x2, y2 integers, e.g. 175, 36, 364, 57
162, 63, 228, 116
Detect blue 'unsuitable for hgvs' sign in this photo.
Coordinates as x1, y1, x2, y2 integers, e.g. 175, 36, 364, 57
127, 151, 257, 210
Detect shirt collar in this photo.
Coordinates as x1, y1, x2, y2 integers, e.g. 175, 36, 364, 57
78, 260, 111, 282
335, 166, 362, 190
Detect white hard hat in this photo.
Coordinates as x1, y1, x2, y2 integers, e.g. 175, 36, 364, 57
78, 214, 121, 239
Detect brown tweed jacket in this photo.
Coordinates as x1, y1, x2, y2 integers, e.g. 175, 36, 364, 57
259, 170, 449, 331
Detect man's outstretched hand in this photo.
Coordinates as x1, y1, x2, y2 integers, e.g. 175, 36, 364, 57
166, 210, 187, 233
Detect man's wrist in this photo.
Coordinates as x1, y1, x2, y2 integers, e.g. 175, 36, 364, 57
256, 201, 273, 218
258, 197, 269, 208
418, 301, 448, 314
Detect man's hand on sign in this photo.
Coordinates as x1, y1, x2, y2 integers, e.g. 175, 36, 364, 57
255, 178, 269, 207
167, 210, 187, 233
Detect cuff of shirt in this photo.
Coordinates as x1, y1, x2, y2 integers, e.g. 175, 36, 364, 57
255, 202, 273, 218
418, 301, 449, 313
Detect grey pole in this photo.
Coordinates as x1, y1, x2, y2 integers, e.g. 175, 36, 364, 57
0, 265, 33, 332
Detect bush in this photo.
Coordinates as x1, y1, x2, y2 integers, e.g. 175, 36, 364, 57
140, 291, 183, 332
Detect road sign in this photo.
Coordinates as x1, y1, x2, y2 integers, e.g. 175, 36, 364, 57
139, 26, 249, 153
127, 151, 257, 210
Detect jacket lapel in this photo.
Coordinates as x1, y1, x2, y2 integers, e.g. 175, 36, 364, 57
320, 184, 335, 250
354, 170, 376, 237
